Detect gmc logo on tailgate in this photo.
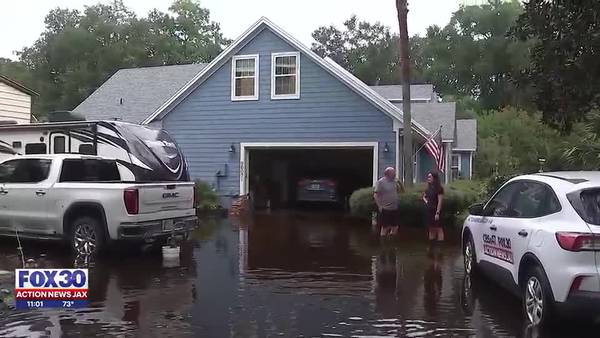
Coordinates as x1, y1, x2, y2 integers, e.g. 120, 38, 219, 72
162, 192, 179, 199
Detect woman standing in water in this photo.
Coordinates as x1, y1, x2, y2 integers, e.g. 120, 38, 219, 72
423, 172, 444, 242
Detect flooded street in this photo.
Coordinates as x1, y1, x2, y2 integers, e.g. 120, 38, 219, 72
0, 211, 599, 337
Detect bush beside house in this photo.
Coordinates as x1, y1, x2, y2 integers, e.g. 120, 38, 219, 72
194, 180, 222, 216
349, 180, 484, 227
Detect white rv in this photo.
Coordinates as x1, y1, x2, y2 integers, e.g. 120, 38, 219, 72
0, 120, 190, 182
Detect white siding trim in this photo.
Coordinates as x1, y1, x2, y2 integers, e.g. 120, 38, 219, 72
239, 141, 379, 195
271, 52, 300, 100
453, 148, 476, 152
394, 129, 400, 180
469, 152, 473, 179
231, 54, 259, 101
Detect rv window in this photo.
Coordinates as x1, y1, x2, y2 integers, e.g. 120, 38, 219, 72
53, 136, 66, 154
79, 144, 94, 155
0, 159, 52, 183
25, 143, 47, 154
60, 159, 120, 182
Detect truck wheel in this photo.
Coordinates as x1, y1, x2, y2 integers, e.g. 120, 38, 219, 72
522, 265, 555, 327
70, 216, 105, 256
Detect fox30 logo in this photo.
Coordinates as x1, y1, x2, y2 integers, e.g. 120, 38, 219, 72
16, 269, 88, 289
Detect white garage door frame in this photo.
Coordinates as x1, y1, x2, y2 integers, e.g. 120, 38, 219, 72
239, 142, 379, 195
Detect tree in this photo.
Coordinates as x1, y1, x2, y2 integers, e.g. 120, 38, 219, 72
513, 0, 600, 133
474, 107, 564, 177
311, 16, 424, 85
563, 111, 600, 169
7, 0, 229, 117
419, 0, 531, 111
397, 0, 413, 185
311, 1, 531, 111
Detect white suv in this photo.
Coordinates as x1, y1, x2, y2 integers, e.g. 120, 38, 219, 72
462, 172, 600, 326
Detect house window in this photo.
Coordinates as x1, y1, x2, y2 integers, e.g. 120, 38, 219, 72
271, 52, 300, 99
451, 154, 461, 180
231, 55, 259, 101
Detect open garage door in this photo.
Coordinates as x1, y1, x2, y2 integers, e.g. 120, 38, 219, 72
240, 142, 378, 209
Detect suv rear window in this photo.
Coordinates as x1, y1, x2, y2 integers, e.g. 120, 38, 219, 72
568, 189, 600, 225
60, 159, 120, 182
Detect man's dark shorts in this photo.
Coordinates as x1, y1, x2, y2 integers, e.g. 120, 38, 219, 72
378, 209, 399, 228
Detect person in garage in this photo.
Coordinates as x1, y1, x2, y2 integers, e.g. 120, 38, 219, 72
374, 167, 403, 237
423, 171, 445, 242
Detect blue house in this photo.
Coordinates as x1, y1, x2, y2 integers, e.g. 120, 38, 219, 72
74, 17, 477, 206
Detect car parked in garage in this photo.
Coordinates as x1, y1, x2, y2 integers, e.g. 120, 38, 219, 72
462, 172, 600, 327
296, 178, 339, 203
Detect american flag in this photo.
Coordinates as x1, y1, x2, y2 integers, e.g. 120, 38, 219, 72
424, 127, 445, 172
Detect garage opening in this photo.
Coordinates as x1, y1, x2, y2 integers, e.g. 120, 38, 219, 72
245, 146, 375, 210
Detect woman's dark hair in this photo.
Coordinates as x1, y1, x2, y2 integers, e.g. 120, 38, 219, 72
427, 171, 442, 191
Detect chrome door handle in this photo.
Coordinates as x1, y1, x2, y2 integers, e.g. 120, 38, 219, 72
490, 225, 497, 231
0, 190, 7, 195
518, 230, 528, 237
35, 190, 46, 196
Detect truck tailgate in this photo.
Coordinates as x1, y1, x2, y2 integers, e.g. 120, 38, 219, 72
135, 182, 194, 214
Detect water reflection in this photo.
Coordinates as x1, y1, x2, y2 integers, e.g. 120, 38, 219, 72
0, 211, 599, 337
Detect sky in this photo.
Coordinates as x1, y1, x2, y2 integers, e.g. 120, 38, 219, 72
0, 0, 459, 60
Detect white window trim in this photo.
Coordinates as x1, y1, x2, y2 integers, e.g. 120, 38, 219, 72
271, 52, 300, 100
231, 54, 259, 101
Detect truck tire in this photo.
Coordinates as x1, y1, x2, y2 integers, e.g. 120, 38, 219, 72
70, 216, 106, 256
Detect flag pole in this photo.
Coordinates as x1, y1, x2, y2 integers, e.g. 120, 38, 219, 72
413, 126, 442, 156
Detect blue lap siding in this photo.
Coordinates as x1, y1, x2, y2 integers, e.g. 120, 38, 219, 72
162, 27, 396, 198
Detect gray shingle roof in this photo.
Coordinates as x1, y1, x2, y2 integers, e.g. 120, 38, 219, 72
455, 119, 477, 150
73, 63, 207, 123
393, 102, 456, 141
370, 84, 435, 102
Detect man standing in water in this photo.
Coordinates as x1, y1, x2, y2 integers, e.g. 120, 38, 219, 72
374, 167, 403, 237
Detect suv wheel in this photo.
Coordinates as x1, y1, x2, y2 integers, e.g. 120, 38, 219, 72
523, 266, 554, 327
71, 216, 105, 256
464, 235, 477, 275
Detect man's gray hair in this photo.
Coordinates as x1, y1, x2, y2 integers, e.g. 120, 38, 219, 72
384, 167, 395, 175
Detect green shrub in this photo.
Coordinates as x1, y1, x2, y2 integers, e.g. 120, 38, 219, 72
349, 180, 482, 227
195, 180, 220, 211
484, 174, 516, 198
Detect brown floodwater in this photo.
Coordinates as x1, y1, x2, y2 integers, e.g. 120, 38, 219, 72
0, 210, 598, 338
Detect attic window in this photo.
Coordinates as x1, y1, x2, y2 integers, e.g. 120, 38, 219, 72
271, 52, 300, 99
231, 55, 259, 101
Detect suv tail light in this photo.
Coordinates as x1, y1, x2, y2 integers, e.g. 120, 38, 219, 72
556, 232, 600, 251
124, 189, 139, 215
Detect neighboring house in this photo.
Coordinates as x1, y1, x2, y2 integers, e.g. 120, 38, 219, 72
74, 17, 477, 206
371, 84, 477, 181
0, 75, 38, 124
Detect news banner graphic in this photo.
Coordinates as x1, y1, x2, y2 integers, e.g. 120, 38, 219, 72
15, 269, 89, 309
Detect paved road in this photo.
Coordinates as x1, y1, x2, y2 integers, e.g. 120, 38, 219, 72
0, 210, 598, 337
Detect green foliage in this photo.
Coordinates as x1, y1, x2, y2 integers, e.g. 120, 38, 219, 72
474, 107, 565, 177
513, 0, 600, 133
194, 180, 219, 211
311, 16, 425, 85
563, 111, 600, 169
312, 1, 531, 111
349, 180, 482, 227
4, 0, 229, 117
484, 174, 516, 198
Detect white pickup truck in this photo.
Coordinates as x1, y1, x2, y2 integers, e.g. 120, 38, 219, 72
0, 154, 197, 255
